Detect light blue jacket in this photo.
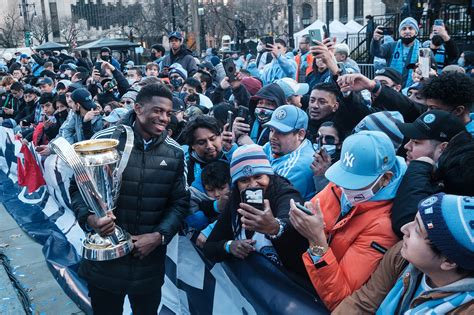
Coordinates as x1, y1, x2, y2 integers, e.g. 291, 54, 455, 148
263, 139, 316, 201
261, 52, 297, 85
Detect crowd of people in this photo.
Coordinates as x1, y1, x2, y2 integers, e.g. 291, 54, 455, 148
1, 16, 473, 314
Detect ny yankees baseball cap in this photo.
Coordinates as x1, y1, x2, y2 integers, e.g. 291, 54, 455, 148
325, 130, 396, 189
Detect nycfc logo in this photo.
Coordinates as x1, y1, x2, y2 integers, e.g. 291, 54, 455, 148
343, 152, 355, 168
423, 114, 436, 124
275, 109, 287, 120
242, 165, 253, 177
421, 196, 438, 207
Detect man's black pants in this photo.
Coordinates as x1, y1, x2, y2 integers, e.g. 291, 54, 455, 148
88, 284, 162, 315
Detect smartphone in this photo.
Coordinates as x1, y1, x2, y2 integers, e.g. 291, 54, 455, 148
263, 36, 274, 50
316, 131, 323, 151
241, 188, 264, 210
418, 48, 431, 79
308, 29, 322, 45
295, 202, 313, 215
237, 105, 250, 125
322, 25, 329, 39
94, 61, 106, 77
380, 27, 393, 36
226, 110, 233, 131
222, 58, 237, 82
434, 19, 443, 26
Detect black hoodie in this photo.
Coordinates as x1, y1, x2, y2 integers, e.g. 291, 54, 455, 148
161, 45, 198, 76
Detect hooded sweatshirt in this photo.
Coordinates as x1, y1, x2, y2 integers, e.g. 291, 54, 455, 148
261, 52, 297, 85
248, 83, 286, 145
161, 45, 198, 76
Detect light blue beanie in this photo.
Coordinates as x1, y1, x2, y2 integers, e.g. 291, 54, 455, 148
399, 17, 419, 35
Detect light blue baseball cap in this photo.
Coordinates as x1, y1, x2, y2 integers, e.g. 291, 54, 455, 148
325, 130, 396, 189
263, 104, 308, 133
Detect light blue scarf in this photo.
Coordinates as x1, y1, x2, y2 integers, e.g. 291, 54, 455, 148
389, 39, 420, 88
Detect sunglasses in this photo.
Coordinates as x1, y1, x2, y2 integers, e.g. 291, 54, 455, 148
316, 134, 338, 145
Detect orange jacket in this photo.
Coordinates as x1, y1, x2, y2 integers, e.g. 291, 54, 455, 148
303, 183, 398, 311
295, 52, 314, 81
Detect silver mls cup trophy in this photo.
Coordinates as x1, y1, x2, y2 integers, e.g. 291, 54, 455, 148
50, 125, 135, 261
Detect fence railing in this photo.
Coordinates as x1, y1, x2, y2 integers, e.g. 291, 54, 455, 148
358, 63, 375, 79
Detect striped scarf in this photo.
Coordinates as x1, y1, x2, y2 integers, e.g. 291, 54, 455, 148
377, 264, 474, 314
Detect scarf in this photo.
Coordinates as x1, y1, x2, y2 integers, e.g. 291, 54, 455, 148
389, 39, 420, 88
376, 264, 474, 314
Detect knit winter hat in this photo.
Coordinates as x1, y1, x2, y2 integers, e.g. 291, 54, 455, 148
353, 111, 405, 150
169, 63, 188, 80
230, 144, 274, 184
399, 17, 419, 35
418, 193, 474, 271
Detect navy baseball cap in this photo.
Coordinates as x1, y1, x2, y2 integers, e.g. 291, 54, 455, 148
397, 110, 465, 142
37, 77, 54, 86
264, 105, 308, 133
71, 88, 96, 110
169, 31, 183, 40
325, 130, 396, 190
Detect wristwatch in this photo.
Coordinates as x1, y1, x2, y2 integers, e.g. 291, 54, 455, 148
308, 243, 328, 256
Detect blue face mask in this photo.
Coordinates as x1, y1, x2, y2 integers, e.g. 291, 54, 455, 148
170, 78, 183, 88
312, 144, 337, 157
458, 58, 465, 67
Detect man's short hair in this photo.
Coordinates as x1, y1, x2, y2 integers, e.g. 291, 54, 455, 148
312, 82, 340, 98
275, 38, 287, 47
197, 70, 212, 88
184, 77, 203, 93
201, 161, 230, 189
44, 61, 54, 68
146, 62, 159, 70
151, 44, 165, 56
421, 72, 474, 111
129, 67, 143, 77
10, 81, 23, 92
136, 83, 172, 105
182, 115, 221, 146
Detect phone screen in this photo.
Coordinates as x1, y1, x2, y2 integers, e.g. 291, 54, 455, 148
434, 19, 443, 26
241, 188, 264, 210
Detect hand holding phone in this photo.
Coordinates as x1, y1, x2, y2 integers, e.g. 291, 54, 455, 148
418, 48, 431, 79
237, 105, 250, 125
295, 202, 313, 215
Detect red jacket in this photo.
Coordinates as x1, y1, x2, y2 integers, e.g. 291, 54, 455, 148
303, 183, 398, 311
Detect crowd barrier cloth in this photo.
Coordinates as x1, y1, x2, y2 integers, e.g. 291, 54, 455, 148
0, 126, 328, 315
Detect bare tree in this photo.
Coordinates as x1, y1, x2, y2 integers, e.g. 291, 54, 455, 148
29, 15, 52, 45
60, 17, 83, 48
0, 9, 24, 48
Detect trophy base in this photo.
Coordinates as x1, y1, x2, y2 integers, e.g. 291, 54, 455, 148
82, 227, 134, 261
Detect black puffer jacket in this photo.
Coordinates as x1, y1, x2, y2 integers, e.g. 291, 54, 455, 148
69, 111, 190, 294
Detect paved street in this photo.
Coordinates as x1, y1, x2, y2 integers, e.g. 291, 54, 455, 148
0, 204, 84, 315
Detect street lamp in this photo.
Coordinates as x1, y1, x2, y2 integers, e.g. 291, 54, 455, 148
198, 7, 206, 53
19, 0, 37, 47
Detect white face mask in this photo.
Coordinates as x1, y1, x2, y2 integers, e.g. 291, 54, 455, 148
341, 175, 383, 205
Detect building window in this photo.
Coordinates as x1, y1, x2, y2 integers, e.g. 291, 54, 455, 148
49, 2, 60, 38
340, 0, 348, 23
354, 0, 364, 21
326, 0, 334, 23
302, 3, 313, 28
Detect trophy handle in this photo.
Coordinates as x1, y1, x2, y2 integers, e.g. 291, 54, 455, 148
96, 125, 134, 204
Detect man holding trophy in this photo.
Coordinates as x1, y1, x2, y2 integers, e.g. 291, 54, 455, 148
56, 83, 190, 314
